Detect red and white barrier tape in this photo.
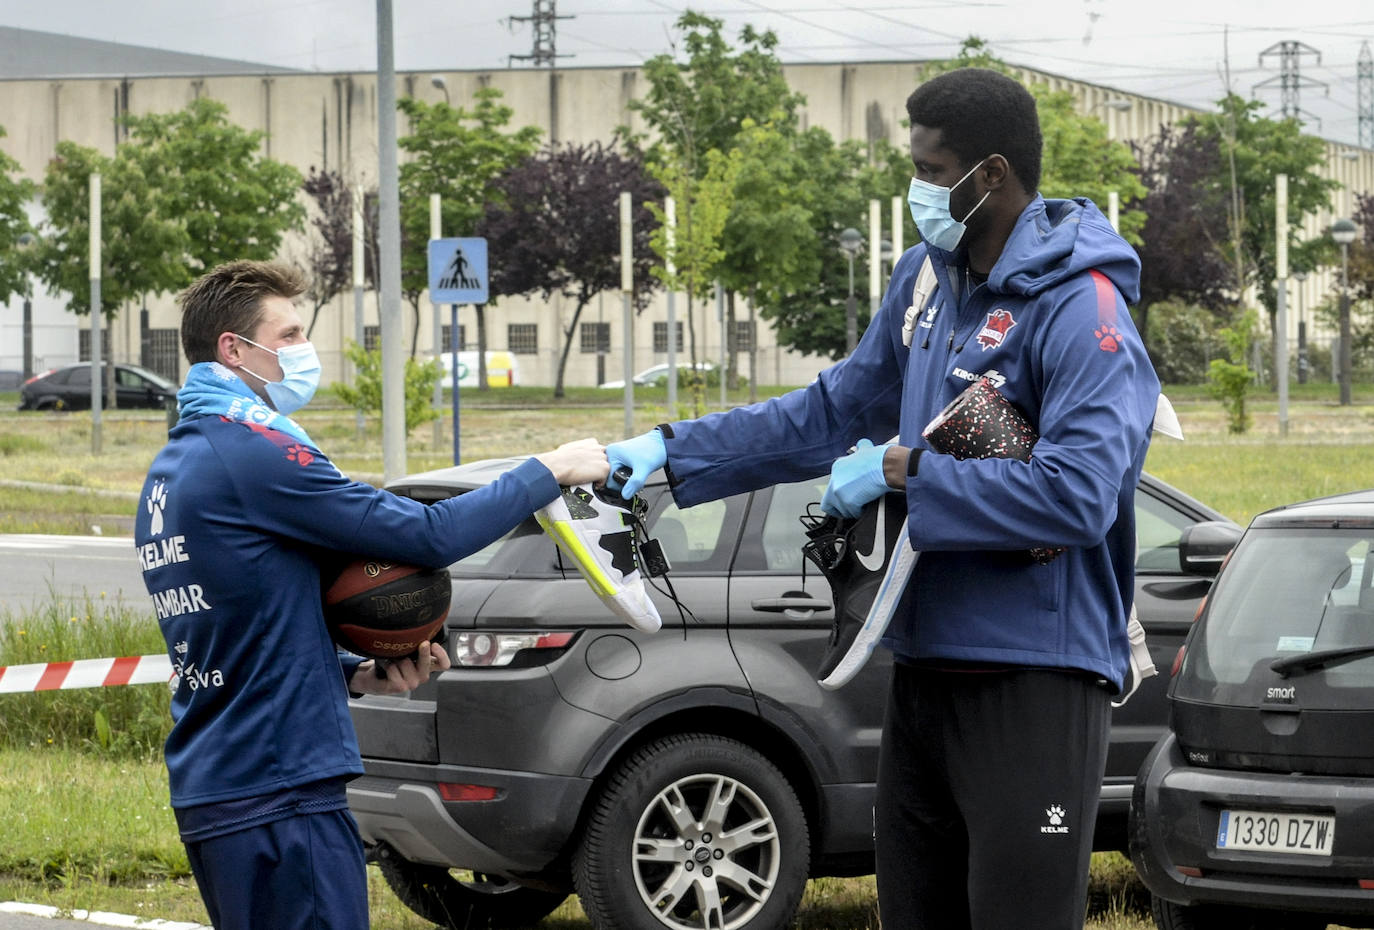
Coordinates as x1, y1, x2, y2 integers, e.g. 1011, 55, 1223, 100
0, 654, 173, 694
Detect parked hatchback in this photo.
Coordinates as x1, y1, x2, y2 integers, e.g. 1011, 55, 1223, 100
1131, 488, 1374, 930
18, 362, 177, 411
349, 460, 1238, 930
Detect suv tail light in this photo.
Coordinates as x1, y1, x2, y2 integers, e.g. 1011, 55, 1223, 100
452, 631, 576, 667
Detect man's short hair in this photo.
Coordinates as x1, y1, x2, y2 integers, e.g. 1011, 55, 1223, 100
905, 68, 1042, 194
178, 260, 306, 363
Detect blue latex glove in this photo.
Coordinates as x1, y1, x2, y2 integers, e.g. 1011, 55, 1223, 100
606, 429, 667, 499
820, 438, 893, 518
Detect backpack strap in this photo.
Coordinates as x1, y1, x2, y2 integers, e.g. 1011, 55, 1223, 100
901, 255, 939, 348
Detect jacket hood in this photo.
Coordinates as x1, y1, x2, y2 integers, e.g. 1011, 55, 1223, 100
983, 196, 1141, 304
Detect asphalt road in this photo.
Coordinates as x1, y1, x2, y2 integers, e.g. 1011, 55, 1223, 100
0, 534, 145, 615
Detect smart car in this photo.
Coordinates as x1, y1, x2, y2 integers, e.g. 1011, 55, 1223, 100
1131, 488, 1374, 930
349, 461, 1239, 930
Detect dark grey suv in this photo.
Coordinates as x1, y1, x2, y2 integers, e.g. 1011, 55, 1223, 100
347, 459, 1238, 930
1131, 488, 1374, 930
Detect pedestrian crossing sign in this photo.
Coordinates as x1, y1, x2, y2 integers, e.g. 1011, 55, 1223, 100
428, 238, 489, 304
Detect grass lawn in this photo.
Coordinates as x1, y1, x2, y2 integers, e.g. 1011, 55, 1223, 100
0, 748, 1156, 929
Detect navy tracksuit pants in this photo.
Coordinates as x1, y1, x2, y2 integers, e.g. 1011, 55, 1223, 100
874, 662, 1111, 929
184, 807, 369, 930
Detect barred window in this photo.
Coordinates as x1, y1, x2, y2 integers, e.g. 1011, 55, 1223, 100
653, 321, 685, 354
77, 331, 113, 363
363, 325, 380, 352
734, 320, 755, 352
440, 324, 466, 351
145, 328, 181, 381
508, 323, 539, 355
580, 322, 610, 354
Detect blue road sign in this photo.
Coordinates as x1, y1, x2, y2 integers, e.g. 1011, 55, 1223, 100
428, 238, 488, 304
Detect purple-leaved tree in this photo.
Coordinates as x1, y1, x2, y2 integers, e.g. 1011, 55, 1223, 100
480, 142, 663, 397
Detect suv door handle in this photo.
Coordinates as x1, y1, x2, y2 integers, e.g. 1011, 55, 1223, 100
751, 596, 832, 613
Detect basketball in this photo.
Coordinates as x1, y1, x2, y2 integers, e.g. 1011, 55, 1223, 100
322, 559, 452, 660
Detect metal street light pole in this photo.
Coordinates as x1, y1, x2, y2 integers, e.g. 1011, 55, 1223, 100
1293, 270, 1308, 384
430, 75, 449, 105
1332, 218, 1357, 406
839, 227, 862, 355
17, 232, 36, 380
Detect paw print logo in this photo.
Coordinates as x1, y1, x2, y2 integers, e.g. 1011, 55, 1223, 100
146, 480, 168, 537
284, 444, 315, 467
1094, 325, 1121, 353
1046, 804, 1066, 826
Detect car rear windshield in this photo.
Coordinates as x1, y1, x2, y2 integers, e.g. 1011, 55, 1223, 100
1176, 526, 1374, 702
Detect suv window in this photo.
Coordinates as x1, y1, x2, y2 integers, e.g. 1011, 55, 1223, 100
651, 497, 729, 568
1176, 527, 1374, 699
1135, 489, 1197, 573
761, 479, 828, 572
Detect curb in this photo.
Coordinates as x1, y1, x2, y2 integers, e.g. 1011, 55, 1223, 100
0, 902, 208, 929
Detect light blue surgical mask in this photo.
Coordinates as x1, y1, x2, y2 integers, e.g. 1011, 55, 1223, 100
907, 159, 990, 252
235, 335, 322, 414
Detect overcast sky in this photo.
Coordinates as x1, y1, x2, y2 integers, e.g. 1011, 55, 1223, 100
5, 1, 1371, 146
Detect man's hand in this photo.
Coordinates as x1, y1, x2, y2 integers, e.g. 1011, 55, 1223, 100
606, 429, 667, 499
820, 438, 895, 518
349, 641, 452, 695
534, 437, 610, 487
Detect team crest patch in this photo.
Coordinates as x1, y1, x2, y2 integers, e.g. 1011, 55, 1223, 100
975, 309, 1017, 351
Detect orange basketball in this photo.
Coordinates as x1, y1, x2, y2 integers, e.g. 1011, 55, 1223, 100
322, 559, 451, 660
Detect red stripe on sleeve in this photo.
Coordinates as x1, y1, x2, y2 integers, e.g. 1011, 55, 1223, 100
36, 661, 73, 691
1089, 270, 1117, 326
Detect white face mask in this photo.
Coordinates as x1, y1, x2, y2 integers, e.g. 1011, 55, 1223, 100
907, 159, 990, 251
234, 335, 322, 414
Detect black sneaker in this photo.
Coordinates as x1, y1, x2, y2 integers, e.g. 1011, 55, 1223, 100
802, 491, 909, 684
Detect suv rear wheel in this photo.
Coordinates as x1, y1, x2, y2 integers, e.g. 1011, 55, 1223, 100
375, 845, 566, 929
1151, 894, 1329, 930
573, 733, 809, 930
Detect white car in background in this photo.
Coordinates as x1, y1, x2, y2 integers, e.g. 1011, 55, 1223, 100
597, 361, 715, 389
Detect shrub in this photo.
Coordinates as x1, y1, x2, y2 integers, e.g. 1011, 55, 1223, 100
331, 341, 441, 432
1207, 309, 1258, 434
1142, 301, 1223, 385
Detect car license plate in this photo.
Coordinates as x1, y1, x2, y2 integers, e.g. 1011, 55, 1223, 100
1216, 809, 1334, 856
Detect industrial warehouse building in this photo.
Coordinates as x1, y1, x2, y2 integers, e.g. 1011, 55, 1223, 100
1, 25, 1370, 389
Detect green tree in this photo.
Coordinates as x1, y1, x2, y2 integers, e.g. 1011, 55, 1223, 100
122, 97, 304, 277
1187, 95, 1338, 330
397, 90, 541, 374
1033, 87, 1147, 245
629, 12, 805, 393
0, 125, 35, 305
647, 146, 738, 413
753, 130, 903, 362
34, 142, 187, 322
626, 11, 802, 182
714, 118, 819, 395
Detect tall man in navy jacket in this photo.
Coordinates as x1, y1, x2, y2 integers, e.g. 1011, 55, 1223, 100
608, 69, 1160, 928
136, 260, 608, 930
